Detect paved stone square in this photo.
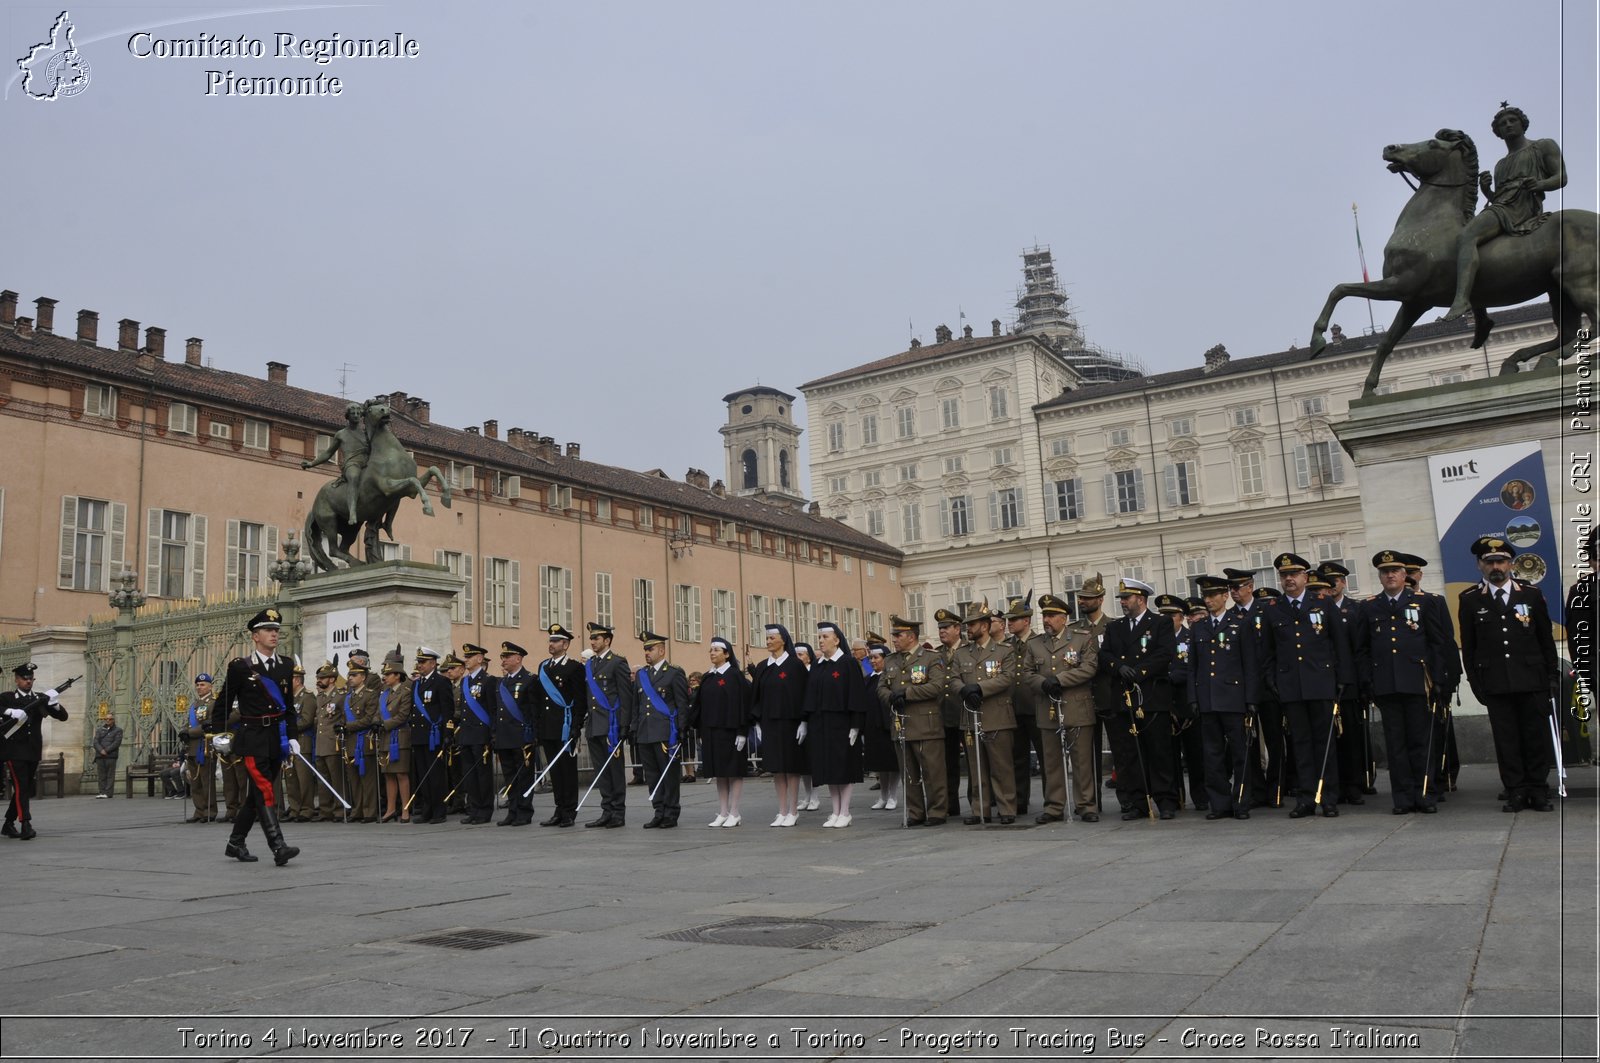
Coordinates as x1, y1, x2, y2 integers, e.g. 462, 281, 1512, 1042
1, 764, 1595, 1062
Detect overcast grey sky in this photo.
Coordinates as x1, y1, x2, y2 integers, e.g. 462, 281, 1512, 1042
8, 0, 1596, 494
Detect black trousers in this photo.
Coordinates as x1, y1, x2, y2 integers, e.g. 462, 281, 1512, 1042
942, 725, 963, 815
1284, 699, 1340, 810
1011, 713, 1043, 813
410, 743, 449, 820
1335, 699, 1371, 800
1105, 708, 1177, 813
457, 744, 495, 819
495, 747, 535, 820
1201, 713, 1248, 813
1172, 718, 1208, 808
1248, 700, 1290, 805
4, 759, 36, 824
586, 735, 627, 821
1482, 690, 1553, 806
640, 739, 680, 822
1375, 693, 1435, 810
539, 738, 579, 820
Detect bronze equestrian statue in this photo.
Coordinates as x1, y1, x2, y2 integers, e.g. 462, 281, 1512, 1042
302, 399, 452, 571
1308, 106, 1596, 397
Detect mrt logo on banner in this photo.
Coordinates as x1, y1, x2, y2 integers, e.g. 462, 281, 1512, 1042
324, 607, 368, 676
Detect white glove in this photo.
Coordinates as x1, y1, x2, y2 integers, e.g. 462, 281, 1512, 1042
848, 727, 859, 746
4, 708, 26, 722
753, 723, 762, 744
796, 721, 808, 743
288, 738, 301, 756
734, 735, 747, 752
44, 688, 61, 705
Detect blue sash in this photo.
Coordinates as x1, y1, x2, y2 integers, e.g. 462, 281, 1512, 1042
637, 666, 678, 746
258, 673, 292, 759
343, 693, 367, 776
412, 681, 441, 752
539, 663, 573, 743
460, 674, 492, 728
586, 658, 620, 747
188, 704, 205, 766
379, 690, 400, 762
499, 675, 534, 745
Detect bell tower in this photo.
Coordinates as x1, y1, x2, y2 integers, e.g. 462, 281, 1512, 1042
720, 386, 804, 502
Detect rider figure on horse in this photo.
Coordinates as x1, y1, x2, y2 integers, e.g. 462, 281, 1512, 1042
302, 402, 370, 526
1444, 103, 1568, 321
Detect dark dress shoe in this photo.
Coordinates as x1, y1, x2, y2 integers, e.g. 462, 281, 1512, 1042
604, 818, 624, 828
924, 817, 946, 826
1528, 800, 1555, 812
998, 815, 1016, 825
1193, 804, 1210, 813
225, 840, 258, 862
273, 844, 300, 866
905, 818, 927, 827
1233, 810, 1250, 820
642, 816, 665, 829
658, 819, 677, 829
1417, 804, 1437, 814
1288, 805, 1314, 819
539, 815, 564, 826
1205, 810, 1228, 821
1158, 809, 1176, 821
1120, 809, 1141, 821
1080, 811, 1100, 822
427, 814, 447, 824
19, 824, 37, 840
1322, 807, 1340, 817
497, 816, 518, 826
1501, 802, 1520, 813
556, 817, 575, 827
584, 816, 612, 828
1035, 812, 1064, 824
1392, 807, 1413, 815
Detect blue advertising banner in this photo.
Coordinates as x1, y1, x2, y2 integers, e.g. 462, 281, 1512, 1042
1429, 440, 1564, 637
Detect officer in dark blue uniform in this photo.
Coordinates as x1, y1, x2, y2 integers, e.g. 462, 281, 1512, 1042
492, 641, 537, 827
407, 647, 454, 824
1187, 576, 1262, 819
1099, 578, 1178, 820
1261, 553, 1353, 818
453, 643, 498, 824
1402, 553, 1463, 795
1318, 561, 1372, 804
1352, 550, 1454, 813
535, 626, 586, 827
1458, 536, 1561, 812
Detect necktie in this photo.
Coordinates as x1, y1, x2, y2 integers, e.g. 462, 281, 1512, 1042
1495, 588, 1506, 607
1292, 599, 1301, 612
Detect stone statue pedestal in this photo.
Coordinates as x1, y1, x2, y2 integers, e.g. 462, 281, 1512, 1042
286, 561, 464, 666
1334, 365, 1572, 764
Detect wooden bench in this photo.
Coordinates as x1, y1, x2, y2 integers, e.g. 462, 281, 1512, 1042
124, 754, 163, 798
35, 753, 65, 799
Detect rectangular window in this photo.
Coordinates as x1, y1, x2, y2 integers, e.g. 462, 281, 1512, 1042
844, 607, 859, 636
1103, 469, 1146, 514
147, 508, 206, 599
863, 469, 882, 488
1294, 442, 1346, 488
1434, 370, 1468, 386
988, 386, 1009, 419
1169, 416, 1193, 438
483, 557, 520, 628
226, 519, 276, 593
59, 496, 126, 592
943, 456, 964, 474
800, 601, 817, 633
1299, 396, 1326, 418
827, 421, 845, 453
594, 571, 614, 627
842, 556, 852, 574
901, 503, 922, 543
209, 421, 232, 440
1108, 426, 1132, 447
1232, 407, 1259, 428
940, 396, 961, 430
989, 487, 1023, 530
822, 603, 838, 623
1237, 449, 1264, 496
1049, 436, 1072, 458
372, 541, 411, 562
895, 406, 916, 439
1184, 554, 1208, 579
903, 589, 925, 627
991, 446, 1013, 467
639, 505, 654, 530
1050, 478, 1083, 521
951, 582, 973, 608
747, 594, 767, 640
539, 564, 574, 630
495, 473, 522, 499
673, 584, 702, 644
1245, 543, 1273, 572
242, 418, 270, 450
713, 589, 737, 646
448, 462, 475, 490
85, 384, 116, 419
1164, 460, 1199, 507
1120, 561, 1146, 582
169, 403, 197, 436
828, 475, 850, 494
899, 463, 919, 482
632, 578, 656, 635
860, 413, 878, 445
547, 484, 573, 510
942, 495, 973, 537
866, 507, 885, 537
774, 597, 795, 631
437, 550, 474, 624
867, 610, 883, 637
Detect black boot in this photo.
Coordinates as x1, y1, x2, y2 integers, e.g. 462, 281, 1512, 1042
259, 804, 300, 866
225, 834, 258, 862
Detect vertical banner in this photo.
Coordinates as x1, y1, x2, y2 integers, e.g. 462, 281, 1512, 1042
323, 607, 369, 675
1429, 440, 1564, 635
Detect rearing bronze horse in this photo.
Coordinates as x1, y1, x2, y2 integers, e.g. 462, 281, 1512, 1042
303, 401, 452, 570
1307, 128, 1597, 396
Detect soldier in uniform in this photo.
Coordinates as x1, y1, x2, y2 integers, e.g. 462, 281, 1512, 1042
407, 648, 454, 824
493, 642, 538, 827
335, 661, 380, 823
634, 630, 689, 829
286, 664, 319, 822
1403, 554, 1463, 795
932, 608, 967, 819
954, 600, 1018, 824
1261, 553, 1352, 819
751, 624, 808, 827
217, 608, 300, 865
582, 622, 634, 829
209, 669, 246, 822
1021, 593, 1100, 823
1318, 562, 1373, 804
453, 644, 498, 825
1458, 536, 1560, 812
1189, 576, 1262, 819
1002, 593, 1043, 817
1071, 573, 1112, 812
313, 661, 348, 822
178, 673, 219, 823
1352, 550, 1455, 814
376, 657, 413, 821
1, 663, 69, 840
535, 627, 586, 827
1099, 578, 1178, 819
877, 615, 946, 826
1159, 593, 1207, 813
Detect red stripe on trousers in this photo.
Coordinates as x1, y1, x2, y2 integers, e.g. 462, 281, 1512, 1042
243, 755, 275, 806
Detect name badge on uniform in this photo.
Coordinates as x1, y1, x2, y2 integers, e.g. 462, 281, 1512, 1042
910, 665, 926, 684
983, 659, 998, 677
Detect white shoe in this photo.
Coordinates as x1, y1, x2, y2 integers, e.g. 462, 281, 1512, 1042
870, 798, 886, 810
721, 814, 740, 828
770, 814, 785, 827
804, 797, 821, 811
834, 814, 852, 828
781, 813, 798, 827
885, 798, 897, 811
822, 813, 839, 827
708, 813, 727, 828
